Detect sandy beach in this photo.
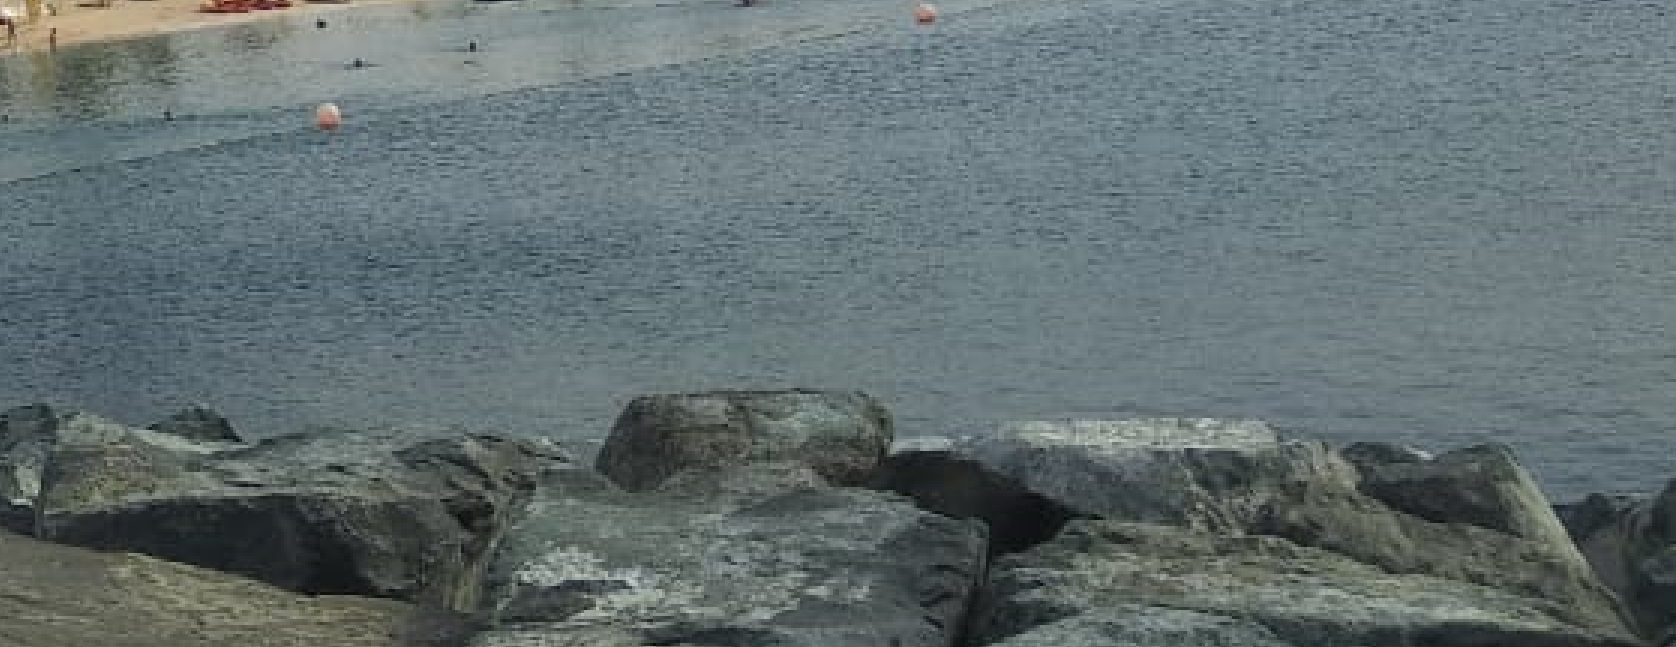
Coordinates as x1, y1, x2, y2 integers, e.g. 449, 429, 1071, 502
2, 0, 404, 52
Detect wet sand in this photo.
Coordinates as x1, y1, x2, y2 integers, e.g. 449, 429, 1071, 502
2, 0, 412, 52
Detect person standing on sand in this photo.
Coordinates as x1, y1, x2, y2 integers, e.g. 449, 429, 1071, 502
0, 6, 16, 46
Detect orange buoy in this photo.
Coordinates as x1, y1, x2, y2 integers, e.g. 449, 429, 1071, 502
913, 2, 936, 23
315, 102, 342, 131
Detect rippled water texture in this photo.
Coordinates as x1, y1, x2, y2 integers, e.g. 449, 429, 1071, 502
4, 0, 1676, 497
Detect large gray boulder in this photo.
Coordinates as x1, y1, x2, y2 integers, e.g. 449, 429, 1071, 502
1344, 442, 1580, 551
972, 520, 1643, 647
951, 419, 1359, 532
1558, 491, 1646, 554
935, 419, 1633, 637
0, 403, 252, 535
595, 390, 892, 492
1249, 480, 1629, 633
473, 464, 988, 647
1560, 480, 1676, 642
34, 412, 568, 610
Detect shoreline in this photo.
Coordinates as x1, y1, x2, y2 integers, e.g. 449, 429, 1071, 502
2, 0, 419, 53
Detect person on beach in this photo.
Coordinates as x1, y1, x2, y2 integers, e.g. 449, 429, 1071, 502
1, 7, 16, 46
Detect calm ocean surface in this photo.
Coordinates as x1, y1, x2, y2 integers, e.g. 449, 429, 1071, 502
3, 0, 1675, 498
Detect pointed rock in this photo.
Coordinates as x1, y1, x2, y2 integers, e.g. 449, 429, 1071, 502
148, 403, 242, 443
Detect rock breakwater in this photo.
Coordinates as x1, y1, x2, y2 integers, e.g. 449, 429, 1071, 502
0, 391, 1667, 646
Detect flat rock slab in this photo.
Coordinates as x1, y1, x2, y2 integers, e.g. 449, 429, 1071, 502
474, 467, 987, 647
974, 520, 1643, 647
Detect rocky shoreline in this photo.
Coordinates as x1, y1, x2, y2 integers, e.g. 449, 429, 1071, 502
1, 390, 1672, 647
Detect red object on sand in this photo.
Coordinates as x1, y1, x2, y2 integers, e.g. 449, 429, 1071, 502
199, 0, 251, 12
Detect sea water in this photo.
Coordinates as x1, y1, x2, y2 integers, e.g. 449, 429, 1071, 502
3, 0, 1675, 499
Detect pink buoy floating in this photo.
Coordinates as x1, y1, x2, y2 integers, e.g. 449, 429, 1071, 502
315, 103, 342, 131
913, 2, 936, 24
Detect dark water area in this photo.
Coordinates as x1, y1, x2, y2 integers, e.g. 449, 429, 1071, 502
3, 0, 1676, 498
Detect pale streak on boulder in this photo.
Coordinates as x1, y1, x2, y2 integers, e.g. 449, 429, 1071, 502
594, 390, 892, 492
973, 520, 1644, 647
35, 415, 567, 610
472, 465, 988, 647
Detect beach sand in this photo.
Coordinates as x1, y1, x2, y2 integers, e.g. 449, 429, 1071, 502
3, 0, 404, 53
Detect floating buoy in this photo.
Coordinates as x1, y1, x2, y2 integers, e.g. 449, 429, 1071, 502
913, 2, 936, 23
315, 103, 342, 131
